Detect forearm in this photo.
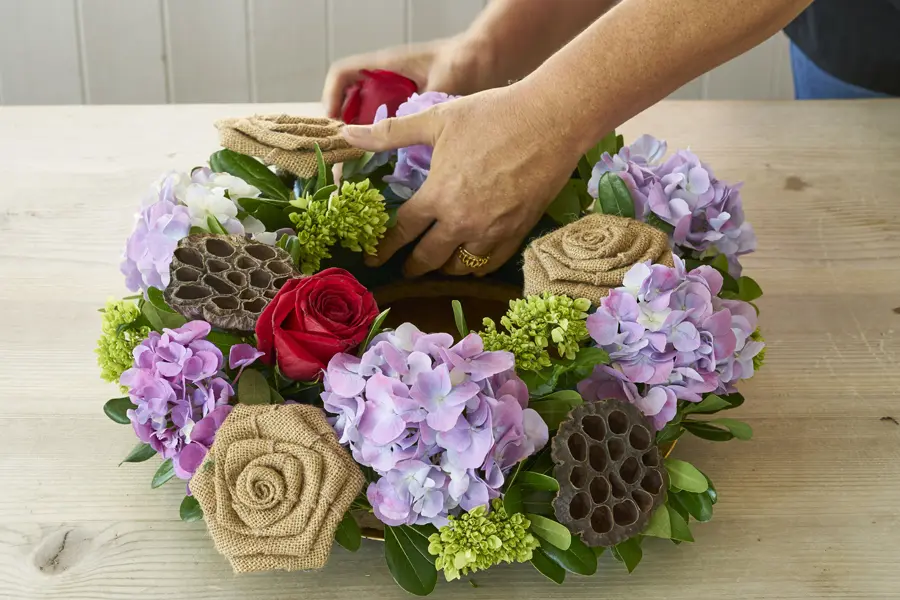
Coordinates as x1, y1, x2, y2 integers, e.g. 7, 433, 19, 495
460, 0, 617, 90
519, 0, 813, 153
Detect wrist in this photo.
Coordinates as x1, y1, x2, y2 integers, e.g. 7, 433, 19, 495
447, 30, 503, 93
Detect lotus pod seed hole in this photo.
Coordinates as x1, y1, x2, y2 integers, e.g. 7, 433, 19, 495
236, 256, 258, 270
569, 491, 591, 520
250, 270, 272, 288
567, 432, 587, 462
589, 444, 608, 472
590, 505, 613, 534
205, 238, 235, 257
203, 275, 235, 295
174, 248, 204, 268
264, 290, 277, 299
608, 410, 628, 435
239, 289, 256, 300
620, 457, 640, 484
629, 426, 651, 450
227, 271, 247, 287
207, 259, 229, 273
267, 261, 291, 275
243, 298, 267, 313
212, 296, 239, 310
631, 489, 653, 513
174, 285, 212, 300
610, 473, 627, 499
582, 415, 607, 441
590, 476, 610, 504
642, 448, 660, 467
569, 466, 588, 488
640, 472, 663, 495
174, 267, 201, 282
246, 244, 276, 261
608, 438, 625, 462
273, 276, 289, 289
613, 500, 638, 526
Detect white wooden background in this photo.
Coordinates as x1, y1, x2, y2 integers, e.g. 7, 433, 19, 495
0, 0, 794, 105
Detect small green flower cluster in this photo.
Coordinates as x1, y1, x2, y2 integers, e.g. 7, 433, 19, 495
428, 501, 540, 582
96, 299, 150, 387
288, 179, 388, 273
751, 328, 766, 371
480, 293, 591, 371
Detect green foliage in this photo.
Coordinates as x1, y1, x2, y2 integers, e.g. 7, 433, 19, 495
151, 459, 175, 488
751, 328, 766, 370
428, 501, 540, 582
451, 300, 468, 339
529, 390, 584, 430
209, 149, 292, 201
546, 180, 587, 225
530, 547, 566, 584
665, 458, 709, 493
358, 308, 391, 358
593, 172, 635, 219
536, 534, 597, 576
141, 297, 187, 331
96, 299, 151, 386
179, 495, 204, 522
526, 514, 570, 550
386, 525, 439, 596
103, 397, 136, 424
121, 442, 156, 465
237, 369, 272, 405
335, 512, 362, 552
612, 537, 643, 573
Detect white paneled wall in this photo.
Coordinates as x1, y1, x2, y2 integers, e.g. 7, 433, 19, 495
0, 0, 793, 105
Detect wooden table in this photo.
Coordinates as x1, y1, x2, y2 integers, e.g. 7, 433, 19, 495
1, 101, 898, 600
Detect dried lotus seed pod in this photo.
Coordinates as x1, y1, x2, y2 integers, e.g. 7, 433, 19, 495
551, 399, 668, 547
165, 234, 298, 333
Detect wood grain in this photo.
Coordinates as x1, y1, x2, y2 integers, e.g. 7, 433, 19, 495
1, 100, 899, 599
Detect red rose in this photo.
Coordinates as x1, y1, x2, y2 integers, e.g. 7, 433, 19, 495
341, 69, 418, 125
255, 268, 379, 381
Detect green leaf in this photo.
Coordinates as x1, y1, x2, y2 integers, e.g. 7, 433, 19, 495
667, 506, 694, 542
642, 506, 672, 539
151, 459, 176, 489
515, 472, 560, 492
206, 330, 244, 356
576, 155, 594, 182
674, 490, 714, 522
519, 368, 556, 397
682, 394, 732, 415
335, 512, 362, 552
703, 472, 718, 505
503, 484, 524, 515
594, 173, 635, 219
269, 386, 285, 404
655, 422, 684, 445
314, 143, 328, 192
179, 495, 203, 522
530, 548, 566, 584
572, 346, 610, 369
708, 254, 739, 293
527, 514, 571, 550
237, 369, 272, 404
719, 392, 745, 410
146, 286, 177, 313
537, 534, 597, 576
612, 537, 643, 573
121, 442, 156, 465
358, 308, 391, 358
665, 459, 709, 493
103, 397, 135, 425
207, 215, 228, 235
451, 300, 468, 339
141, 297, 187, 332
737, 276, 763, 302
312, 183, 338, 201
667, 493, 690, 523
615, 134, 625, 152
683, 420, 734, 442
592, 546, 607, 558
405, 524, 439, 564
546, 180, 583, 225
384, 525, 438, 596
520, 490, 556, 517
341, 151, 375, 179
707, 418, 753, 441
209, 149, 291, 201
645, 212, 675, 235
530, 390, 583, 430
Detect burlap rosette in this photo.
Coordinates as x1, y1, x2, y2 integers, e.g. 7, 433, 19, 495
189, 404, 364, 573
216, 115, 365, 178
523, 214, 674, 304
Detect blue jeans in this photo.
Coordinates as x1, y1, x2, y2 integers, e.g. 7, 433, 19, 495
790, 43, 892, 100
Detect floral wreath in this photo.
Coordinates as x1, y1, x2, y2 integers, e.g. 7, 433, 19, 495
98, 77, 764, 595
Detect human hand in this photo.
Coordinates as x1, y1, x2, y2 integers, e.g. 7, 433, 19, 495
341, 84, 583, 277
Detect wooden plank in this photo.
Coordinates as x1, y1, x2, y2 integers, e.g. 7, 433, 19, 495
407, 0, 484, 43
328, 0, 407, 60
0, 0, 83, 105
163, 0, 250, 103
249, 0, 327, 102
79, 0, 167, 104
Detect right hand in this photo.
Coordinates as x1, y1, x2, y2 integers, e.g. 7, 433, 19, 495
322, 37, 487, 119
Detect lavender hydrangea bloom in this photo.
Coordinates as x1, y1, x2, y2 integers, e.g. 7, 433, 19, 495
383, 92, 460, 199
580, 256, 762, 430
322, 323, 548, 527
121, 196, 192, 294
120, 321, 239, 479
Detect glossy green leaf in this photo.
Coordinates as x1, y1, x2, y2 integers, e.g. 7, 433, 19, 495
615, 134, 625, 152
269, 386, 285, 404
674, 490, 714, 522
341, 151, 375, 179
682, 394, 732, 415
667, 506, 694, 542
335, 512, 362, 552
546, 180, 584, 225
314, 143, 328, 192
737, 276, 763, 302
683, 420, 734, 442
665, 459, 709, 493
645, 212, 675, 235
530, 548, 566, 584
573, 346, 610, 368
642, 506, 672, 539
206, 215, 227, 235
666, 493, 690, 523
238, 369, 271, 405
707, 418, 753, 440
708, 254, 739, 293
384, 525, 438, 596
451, 300, 468, 339
530, 390, 583, 430
206, 330, 244, 356
209, 149, 291, 201
655, 422, 684, 445
103, 397, 135, 424
358, 308, 391, 358
312, 183, 337, 201
576, 155, 594, 182
537, 534, 597, 576
146, 286, 177, 313
703, 472, 718, 505
527, 514, 571, 550
141, 298, 187, 332
612, 537, 643, 573
179, 495, 204, 522
594, 173, 635, 219
520, 490, 556, 517
121, 442, 156, 465
515, 472, 560, 492
151, 459, 176, 489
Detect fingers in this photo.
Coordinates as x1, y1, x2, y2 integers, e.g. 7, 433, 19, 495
403, 222, 460, 278
441, 241, 496, 276
366, 190, 437, 267
322, 64, 361, 119
342, 107, 444, 152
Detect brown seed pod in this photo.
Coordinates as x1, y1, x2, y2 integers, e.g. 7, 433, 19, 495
165, 234, 298, 333
551, 399, 668, 547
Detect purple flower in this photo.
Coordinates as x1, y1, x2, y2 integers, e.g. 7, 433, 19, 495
229, 344, 264, 370
173, 405, 232, 479
121, 197, 191, 294
410, 365, 480, 432
367, 460, 452, 527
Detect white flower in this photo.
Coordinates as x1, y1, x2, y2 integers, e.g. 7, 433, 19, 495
208, 173, 261, 199
183, 184, 240, 230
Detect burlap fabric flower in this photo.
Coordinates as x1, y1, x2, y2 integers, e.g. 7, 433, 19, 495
216, 115, 365, 178
189, 403, 364, 573
523, 214, 674, 305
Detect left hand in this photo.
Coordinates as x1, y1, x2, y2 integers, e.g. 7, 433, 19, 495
341, 84, 582, 277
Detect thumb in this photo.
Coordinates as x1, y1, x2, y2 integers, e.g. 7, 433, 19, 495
341, 108, 444, 152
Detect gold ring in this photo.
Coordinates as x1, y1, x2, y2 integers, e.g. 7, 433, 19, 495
457, 246, 491, 269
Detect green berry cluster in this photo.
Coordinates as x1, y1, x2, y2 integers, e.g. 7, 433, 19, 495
428, 500, 540, 582
480, 293, 591, 371
750, 327, 766, 371
96, 299, 150, 387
